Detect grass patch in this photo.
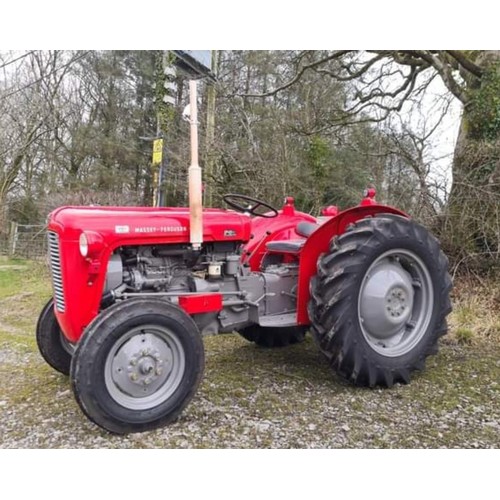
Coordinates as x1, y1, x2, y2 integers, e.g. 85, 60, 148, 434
0, 258, 51, 350
449, 276, 500, 344
0, 258, 50, 300
455, 327, 474, 345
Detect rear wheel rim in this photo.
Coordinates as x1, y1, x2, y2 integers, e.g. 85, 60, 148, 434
358, 248, 434, 357
104, 325, 186, 410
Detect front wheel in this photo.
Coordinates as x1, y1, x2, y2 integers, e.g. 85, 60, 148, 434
308, 215, 452, 387
36, 298, 74, 375
70, 298, 205, 434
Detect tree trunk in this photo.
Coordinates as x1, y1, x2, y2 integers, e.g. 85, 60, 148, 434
444, 51, 500, 264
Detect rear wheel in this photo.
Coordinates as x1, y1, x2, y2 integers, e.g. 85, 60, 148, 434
238, 325, 306, 348
308, 215, 452, 387
70, 298, 205, 434
36, 298, 74, 375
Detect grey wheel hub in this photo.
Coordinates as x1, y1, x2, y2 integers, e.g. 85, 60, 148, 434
104, 326, 185, 410
358, 249, 433, 357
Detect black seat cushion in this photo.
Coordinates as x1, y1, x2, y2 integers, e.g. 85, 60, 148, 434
265, 222, 319, 254
296, 221, 319, 238
266, 240, 305, 254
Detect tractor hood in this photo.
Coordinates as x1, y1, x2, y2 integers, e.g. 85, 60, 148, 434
47, 205, 252, 245
46, 205, 252, 342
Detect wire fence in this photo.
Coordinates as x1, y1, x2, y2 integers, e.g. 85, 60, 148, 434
0, 222, 47, 259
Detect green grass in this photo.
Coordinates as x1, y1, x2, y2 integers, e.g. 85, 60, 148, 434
0, 258, 51, 353
0, 257, 50, 301
455, 327, 475, 345
449, 277, 500, 343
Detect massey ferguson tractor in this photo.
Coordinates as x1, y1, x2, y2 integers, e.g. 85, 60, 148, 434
36, 82, 452, 434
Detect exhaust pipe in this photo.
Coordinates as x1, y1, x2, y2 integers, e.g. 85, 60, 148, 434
188, 80, 203, 250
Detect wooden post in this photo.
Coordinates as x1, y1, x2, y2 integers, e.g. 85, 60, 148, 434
8, 222, 18, 257
188, 80, 203, 250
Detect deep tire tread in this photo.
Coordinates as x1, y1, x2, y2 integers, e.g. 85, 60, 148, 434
309, 215, 452, 388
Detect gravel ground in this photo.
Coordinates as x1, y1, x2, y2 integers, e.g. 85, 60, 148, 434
0, 260, 499, 448
0, 331, 498, 448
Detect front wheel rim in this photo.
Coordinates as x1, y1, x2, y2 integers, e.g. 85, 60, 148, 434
358, 249, 434, 357
104, 325, 186, 410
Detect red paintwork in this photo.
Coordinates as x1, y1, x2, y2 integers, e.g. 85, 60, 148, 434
47, 196, 406, 341
178, 294, 223, 314
241, 198, 317, 271
48, 205, 252, 342
295, 204, 408, 324
360, 187, 377, 206
321, 205, 339, 216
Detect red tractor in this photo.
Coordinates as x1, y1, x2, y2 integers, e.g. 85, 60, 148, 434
35, 85, 452, 434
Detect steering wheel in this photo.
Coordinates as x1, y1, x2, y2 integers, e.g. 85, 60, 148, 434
223, 194, 279, 218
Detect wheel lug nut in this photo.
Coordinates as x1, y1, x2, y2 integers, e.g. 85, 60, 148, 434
129, 373, 138, 381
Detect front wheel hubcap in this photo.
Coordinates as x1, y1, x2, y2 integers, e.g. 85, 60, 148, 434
104, 326, 185, 410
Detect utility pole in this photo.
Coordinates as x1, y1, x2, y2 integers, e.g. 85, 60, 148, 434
152, 51, 177, 207
205, 50, 218, 207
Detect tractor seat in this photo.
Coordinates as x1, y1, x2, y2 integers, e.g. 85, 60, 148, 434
266, 240, 305, 254
296, 221, 319, 237
265, 221, 320, 254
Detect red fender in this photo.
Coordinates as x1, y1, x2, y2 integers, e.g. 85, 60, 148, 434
296, 205, 408, 324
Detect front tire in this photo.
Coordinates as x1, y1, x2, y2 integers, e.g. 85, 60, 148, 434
308, 215, 452, 387
36, 298, 73, 375
70, 298, 205, 434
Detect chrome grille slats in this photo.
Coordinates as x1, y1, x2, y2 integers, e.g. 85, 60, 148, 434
47, 231, 65, 312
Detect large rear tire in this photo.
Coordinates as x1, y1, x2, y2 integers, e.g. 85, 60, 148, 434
70, 298, 205, 434
36, 298, 74, 375
238, 325, 306, 348
308, 215, 452, 387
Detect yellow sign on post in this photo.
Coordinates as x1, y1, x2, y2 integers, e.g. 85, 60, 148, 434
152, 138, 163, 166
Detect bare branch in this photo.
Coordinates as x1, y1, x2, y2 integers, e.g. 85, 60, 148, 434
314, 53, 386, 81
445, 51, 483, 78
407, 51, 469, 103
237, 50, 354, 98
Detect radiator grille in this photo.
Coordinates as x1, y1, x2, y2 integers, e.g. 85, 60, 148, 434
47, 231, 65, 312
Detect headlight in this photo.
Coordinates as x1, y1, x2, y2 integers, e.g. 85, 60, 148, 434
79, 232, 89, 257
79, 231, 103, 258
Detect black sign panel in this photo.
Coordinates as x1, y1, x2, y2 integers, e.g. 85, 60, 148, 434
172, 50, 215, 81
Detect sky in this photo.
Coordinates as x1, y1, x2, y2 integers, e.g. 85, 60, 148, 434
406, 74, 463, 195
